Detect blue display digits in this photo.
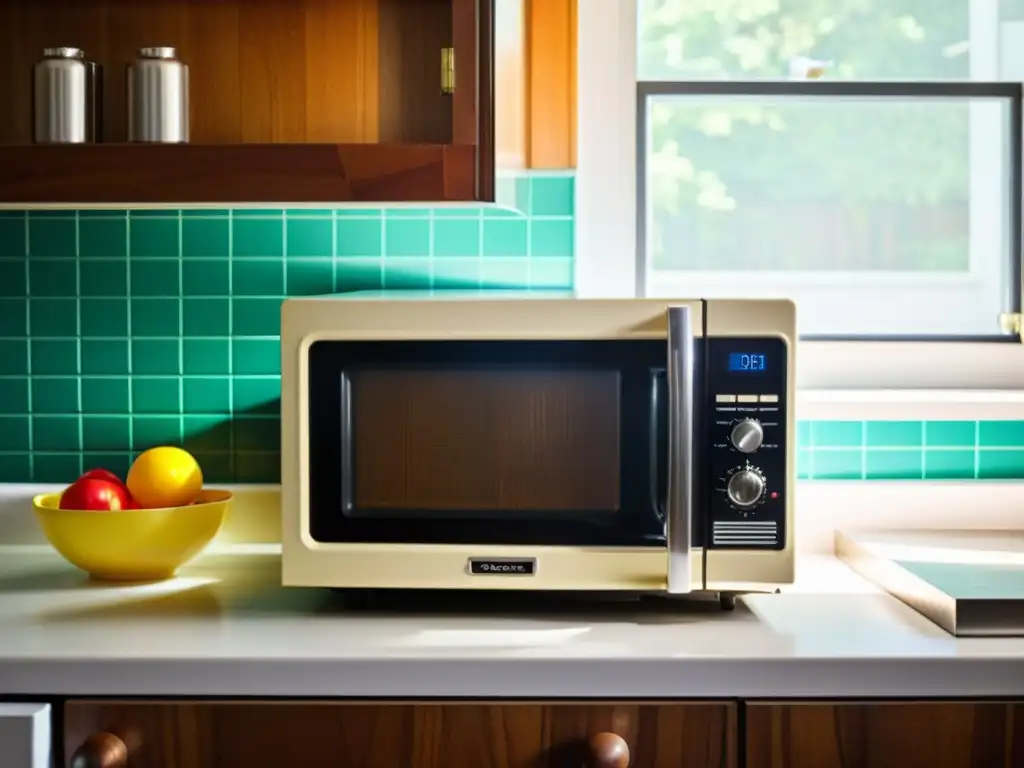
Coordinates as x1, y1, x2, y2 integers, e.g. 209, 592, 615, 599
728, 353, 766, 372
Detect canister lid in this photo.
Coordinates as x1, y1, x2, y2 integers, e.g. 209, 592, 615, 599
138, 47, 178, 59
42, 47, 84, 59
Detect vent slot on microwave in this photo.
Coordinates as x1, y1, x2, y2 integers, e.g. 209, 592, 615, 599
348, 369, 622, 513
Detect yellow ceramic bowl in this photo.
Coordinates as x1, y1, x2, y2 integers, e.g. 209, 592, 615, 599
32, 489, 232, 582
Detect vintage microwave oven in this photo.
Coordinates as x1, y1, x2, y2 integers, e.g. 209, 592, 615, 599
281, 294, 796, 600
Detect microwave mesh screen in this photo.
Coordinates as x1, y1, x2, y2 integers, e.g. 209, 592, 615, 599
350, 369, 622, 512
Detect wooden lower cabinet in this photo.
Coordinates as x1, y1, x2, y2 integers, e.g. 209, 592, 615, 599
64, 700, 737, 768
746, 701, 1024, 768
63, 698, 1024, 767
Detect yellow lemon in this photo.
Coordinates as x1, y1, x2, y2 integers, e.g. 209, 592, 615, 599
126, 447, 203, 509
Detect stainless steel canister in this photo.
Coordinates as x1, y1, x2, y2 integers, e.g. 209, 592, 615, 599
128, 47, 189, 143
33, 47, 102, 143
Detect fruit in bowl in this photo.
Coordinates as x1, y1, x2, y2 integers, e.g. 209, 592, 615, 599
58, 447, 203, 513
38, 448, 230, 581
126, 446, 204, 509
59, 475, 132, 512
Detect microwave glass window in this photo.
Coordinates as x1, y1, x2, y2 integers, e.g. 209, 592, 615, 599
350, 369, 622, 513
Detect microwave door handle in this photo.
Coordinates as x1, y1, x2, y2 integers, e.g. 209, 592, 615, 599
666, 305, 694, 594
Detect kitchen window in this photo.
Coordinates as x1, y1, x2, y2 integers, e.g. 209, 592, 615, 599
575, 0, 1024, 392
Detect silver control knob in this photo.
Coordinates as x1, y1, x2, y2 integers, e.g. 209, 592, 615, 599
727, 468, 766, 510
730, 419, 764, 454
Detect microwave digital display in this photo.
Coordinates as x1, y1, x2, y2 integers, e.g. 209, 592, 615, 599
727, 353, 766, 372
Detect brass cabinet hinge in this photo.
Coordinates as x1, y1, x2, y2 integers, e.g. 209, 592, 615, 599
999, 312, 1023, 338
441, 47, 455, 95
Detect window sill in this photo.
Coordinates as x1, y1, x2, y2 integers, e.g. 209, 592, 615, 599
798, 340, 1024, 392
799, 389, 1024, 420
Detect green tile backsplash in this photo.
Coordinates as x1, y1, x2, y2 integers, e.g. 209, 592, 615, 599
802, 420, 1024, 480
0, 172, 574, 484
1, 169, 1023, 483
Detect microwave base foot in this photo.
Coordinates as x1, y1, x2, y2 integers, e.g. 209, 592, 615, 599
718, 592, 738, 611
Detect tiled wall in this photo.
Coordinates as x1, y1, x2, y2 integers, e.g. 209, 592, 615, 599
1, 169, 1022, 483
0, 173, 574, 484
798, 420, 1024, 480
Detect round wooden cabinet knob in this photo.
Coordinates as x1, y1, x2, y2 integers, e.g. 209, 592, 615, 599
585, 732, 630, 768
70, 732, 130, 768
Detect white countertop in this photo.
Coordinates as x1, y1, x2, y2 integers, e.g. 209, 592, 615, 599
0, 546, 1022, 699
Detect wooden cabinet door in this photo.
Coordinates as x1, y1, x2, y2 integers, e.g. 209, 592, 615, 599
65, 700, 737, 767
746, 701, 1024, 768
452, 0, 494, 199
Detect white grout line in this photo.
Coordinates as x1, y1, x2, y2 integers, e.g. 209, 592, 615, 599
379, 213, 386, 289
859, 420, 867, 480
428, 209, 435, 290
123, 214, 134, 462
22, 212, 33, 481
919, 420, 926, 479
177, 210, 184, 449
331, 210, 338, 292
226, 209, 235, 481
73, 210, 84, 476
975, 419, 982, 478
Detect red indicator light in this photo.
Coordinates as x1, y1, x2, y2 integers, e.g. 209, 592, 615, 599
770, 491, 779, 499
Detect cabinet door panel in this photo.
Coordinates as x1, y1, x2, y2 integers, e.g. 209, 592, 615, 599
746, 701, 1024, 768
0, 704, 51, 768
65, 700, 737, 767
452, 0, 493, 198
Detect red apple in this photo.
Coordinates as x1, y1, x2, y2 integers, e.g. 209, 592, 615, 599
59, 478, 131, 511
79, 468, 126, 488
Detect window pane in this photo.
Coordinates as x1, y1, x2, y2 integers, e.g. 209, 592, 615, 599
638, 0, 1009, 81
641, 93, 1016, 336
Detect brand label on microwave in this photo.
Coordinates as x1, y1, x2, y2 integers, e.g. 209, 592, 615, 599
468, 558, 537, 576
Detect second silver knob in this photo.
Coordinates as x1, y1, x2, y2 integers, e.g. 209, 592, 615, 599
726, 469, 766, 510
730, 419, 764, 453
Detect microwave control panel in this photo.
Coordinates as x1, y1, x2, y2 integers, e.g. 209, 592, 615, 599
705, 337, 789, 550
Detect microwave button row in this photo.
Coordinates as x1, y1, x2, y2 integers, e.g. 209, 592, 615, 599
715, 394, 779, 404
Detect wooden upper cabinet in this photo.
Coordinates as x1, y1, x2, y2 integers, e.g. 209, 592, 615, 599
65, 700, 737, 768
746, 701, 1024, 768
0, 0, 493, 204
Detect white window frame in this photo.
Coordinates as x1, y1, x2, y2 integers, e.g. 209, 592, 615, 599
574, 0, 1024, 399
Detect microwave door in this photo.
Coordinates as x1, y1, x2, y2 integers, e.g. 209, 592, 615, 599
666, 305, 695, 594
